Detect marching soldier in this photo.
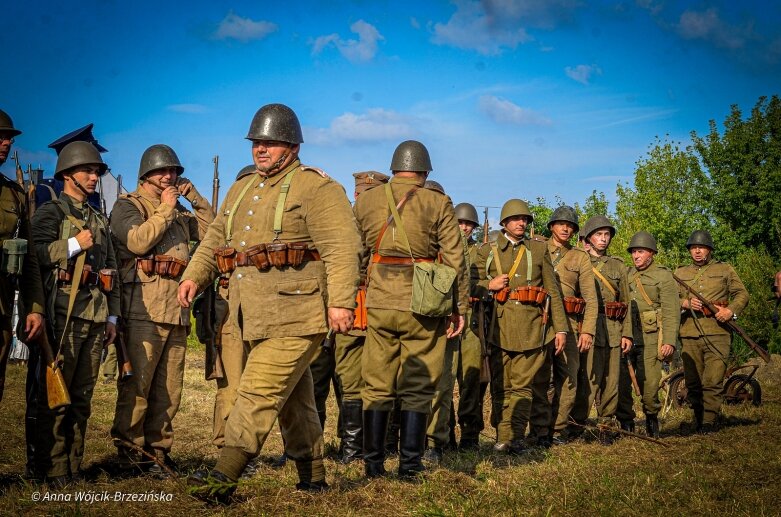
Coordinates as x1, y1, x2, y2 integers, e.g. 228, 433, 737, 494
30, 141, 120, 485
575, 216, 633, 430
353, 140, 466, 478
620, 231, 679, 437
0, 108, 45, 403
476, 199, 568, 454
675, 230, 749, 433
529, 206, 597, 444
180, 103, 360, 500
110, 144, 214, 474
332, 171, 389, 464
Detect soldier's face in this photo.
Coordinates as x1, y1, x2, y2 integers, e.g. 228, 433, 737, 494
550, 222, 576, 243
252, 140, 298, 173
503, 215, 529, 239
589, 229, 612, 252
146, 168, 179, 190
630, 248, 655, 269
0, 132, 13, 164
67, 166, 101, 193
689, 245, 712, 265
458, 220, 476, 238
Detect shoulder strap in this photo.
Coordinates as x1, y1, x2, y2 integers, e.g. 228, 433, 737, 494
226, 174, 261, 242
273, 169, 297, 239
122, 194, 151, 221
487, 244, 502, 277
373, 183, 418, 256
384, 183, 414, 259
688, 263, 712, 290
592, 262, 618, 298
632, 272, 655, 307
507, 245, 527, 279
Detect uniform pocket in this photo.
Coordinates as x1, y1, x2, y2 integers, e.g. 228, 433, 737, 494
277, 277, 319, 296
641, 310, 658, 333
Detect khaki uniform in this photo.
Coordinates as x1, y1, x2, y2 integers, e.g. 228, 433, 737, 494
353, 176, 468, 414
31, 193, 120, 478
0, 174, 45, 401
585, 254, 634, 419
110, 185, 213, 455
618, 262, 680, 419
475, 232, 568, 444
182, 159, 360, 481
675, 260, 748, 424
530, 242, 598, 437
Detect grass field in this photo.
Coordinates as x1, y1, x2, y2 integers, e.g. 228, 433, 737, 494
1, 346, 779, 516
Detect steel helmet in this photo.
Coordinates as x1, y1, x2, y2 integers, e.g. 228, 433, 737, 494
627, 231, 657, 253
246, 103, 304, 144
138, 144, 184, 180
390, 140, 432, 172
547, 205, 579, 232
686, 229, 714, 250
54, 141, 108, 180
454, 203, 479, 226
500, 199, 534, 225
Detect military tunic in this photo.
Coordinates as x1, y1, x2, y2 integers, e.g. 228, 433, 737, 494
0, 174, 45, 401
109, 185, 213, 455
675, 259, 748, 424
474, 232, 567, 444
31, 193, 120, 479
181, 158, 360, 479
620, 261, 680, 419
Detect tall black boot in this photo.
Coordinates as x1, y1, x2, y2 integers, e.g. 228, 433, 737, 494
693, 405, 704, 432
339, 400, 363, 464
645, 414, 660, 438
363, 410, 389, 478
398, 410, 428, 479
385, 402, 401, 455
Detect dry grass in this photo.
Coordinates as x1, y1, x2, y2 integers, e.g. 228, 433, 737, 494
1, 348, 780, 516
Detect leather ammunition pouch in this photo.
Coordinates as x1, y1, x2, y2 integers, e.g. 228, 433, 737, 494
563, 296, 586, 316
57, 263, 99, 288
137, 255, 156, 276
604, 301, 628, 320
494, 287, 510, 304
218, 276, 230, 289
215, 243, 321, 273
504, 285, 548, 306
353, 286, 368, 331
154, 255, 187, 278
98, 268, 117, 293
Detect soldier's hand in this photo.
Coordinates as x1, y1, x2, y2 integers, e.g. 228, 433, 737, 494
689, 297, 703, 311
161, 186, 180, 207
620, 337, 633, 354
25, 313, 44, 341
578, 333, 593, 352
554, 332, 567, 355
447, 313, 465, 338
75, 229, 94, 250
177, 177, 194, 198
178, 280, 199, 308
660, 343, 675, 360
488, 274, 509, 292
104, 322, 117, 346
715, 306, 734, 323
328, 307, 354, 334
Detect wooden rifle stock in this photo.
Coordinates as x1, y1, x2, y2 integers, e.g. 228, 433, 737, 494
673, 273, 771, 364
196, 283, 225, 381
625, 354, 641, 396
34, 327, 71, 410
115, 320, 135, 380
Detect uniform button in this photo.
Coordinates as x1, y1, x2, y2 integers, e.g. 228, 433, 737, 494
89, 255, 94, 260
259, 182, 265, 188
240, 241, 246, 247
225, 209, 231, 215
237, 273, 243, 279
248, 210, 254, 216
244, 225, 251, 231
253, 195, 259, 201
515, 274, 519, 277
296, 289, 301, 294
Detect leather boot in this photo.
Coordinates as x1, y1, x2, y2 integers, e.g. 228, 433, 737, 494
619, 420, 635, 433
385, 404, 401, 455
645, 414, 660, 438
693, 406, 704, 432
363, 410, 390, 478
398, 410, 428, 479
339, 400, 363, 464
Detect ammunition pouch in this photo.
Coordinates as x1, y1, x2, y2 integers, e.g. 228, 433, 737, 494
98, 269, 117, 294
137, 255, 156, 276
135, 255, 187, 279
604, 301, 628, 320
353, 286, 368, 331
563, 296, 586, 316
57, 263, 99, 288
0, 237, 27, 276
215, 242, 320, 273
215, 247, 237, 274
505, 285, 548, 306
494, 287, 510, 304
218, 276, 230, 289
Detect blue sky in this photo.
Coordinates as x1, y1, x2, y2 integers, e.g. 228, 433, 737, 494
3, 0, 779, 218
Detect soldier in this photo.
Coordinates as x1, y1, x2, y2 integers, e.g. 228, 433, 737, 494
675, 230, 749, 433
452, 202, 487, 451
332, 171, 389, 464
575, 216, 633, 431
476, 199, 568, 454
110, 144, 214, 474
620, 231, 679, 437
353, 140, 466, 478
180, 103, 360, 500
30, 141, 120, 485
0, 109, 45, 403
529, 206, 597, 445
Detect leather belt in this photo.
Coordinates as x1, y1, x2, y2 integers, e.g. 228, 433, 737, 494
371, 255, 435, 266
57, 264, 99, 287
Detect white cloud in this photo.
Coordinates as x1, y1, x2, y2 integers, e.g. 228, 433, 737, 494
478, 95, 551, 125
213, 12, 277, 43
307, 108, 419, 145
312, 20, 384, 63
564, 64, 602, 85
167, 104, 208, 114
675, 8, 747, 50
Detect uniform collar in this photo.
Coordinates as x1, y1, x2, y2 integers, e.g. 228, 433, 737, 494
547, 239, 572, 254
261, 158, 301, 187
137, 186, 162, 206
60, 192, 85, 210
390, 176, 425, 187
635, 260, 657, 274
498, 231, 525, 250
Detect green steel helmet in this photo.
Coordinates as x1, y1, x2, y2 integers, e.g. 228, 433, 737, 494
424, 179, 445, 194
390, 140, 432, 172
0, 109, 21, 137
627, 231, 657, 253
500, 199, 534, 226
246, 103, 304, 144
686, 229, 714, 250
547, 205, 579, 232
138, 144, 184, 180
236, 164, 256, 181
54, 141, 108, 180
582, 214, 616, 240
454, 203, 479, 226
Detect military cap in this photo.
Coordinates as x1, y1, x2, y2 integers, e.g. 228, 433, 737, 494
48, 123, 108, 155
353, 170, 390, 195
500, 199, 534, 225
138, 144, 184, 180
0, 109, 21, 137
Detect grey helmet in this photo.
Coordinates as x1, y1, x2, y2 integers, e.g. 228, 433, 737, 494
54, 141, 108, 180
454, 203, 479, 226
390, 140, 432, 172
627, 231, 658, 253
582, 214, 616, 240
686, 229, 714, 250
246, 103, 303, 144
138, 144, 184, 180
547, 205, 579, 232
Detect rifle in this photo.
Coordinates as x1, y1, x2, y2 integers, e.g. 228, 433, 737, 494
193, 281, 225, 380
539, 294, 551, 348
114, 318, 135, 380
625, 354, 641, 396
212, 155, 220, 212
673, 273, 771, 364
